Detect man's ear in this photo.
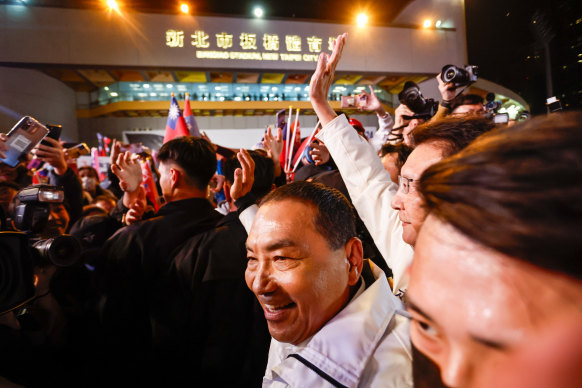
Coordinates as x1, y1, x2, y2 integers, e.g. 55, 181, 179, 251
170, 168, 180, 189
345, 237, 364, 286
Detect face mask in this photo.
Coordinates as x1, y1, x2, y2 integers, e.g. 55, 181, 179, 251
81, 176, 97, 192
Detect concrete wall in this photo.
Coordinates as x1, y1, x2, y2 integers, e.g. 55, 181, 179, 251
0, 4, 467, 75
0, 67, 78, 140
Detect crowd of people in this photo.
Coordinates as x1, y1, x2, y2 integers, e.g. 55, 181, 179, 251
0, 32, 581, 388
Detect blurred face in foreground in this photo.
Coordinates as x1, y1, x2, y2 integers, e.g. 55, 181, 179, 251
245, 199, 362, 345
406, 215, 582, 388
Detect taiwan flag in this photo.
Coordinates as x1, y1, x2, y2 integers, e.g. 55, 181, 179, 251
163, 94, 189, 144
183, 93, 201, 137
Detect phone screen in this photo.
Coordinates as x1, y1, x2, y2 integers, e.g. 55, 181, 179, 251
1, 116, 49, 167
40, 125, 62, 147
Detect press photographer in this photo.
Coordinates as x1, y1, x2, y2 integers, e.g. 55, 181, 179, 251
1, 184, 83, 386
393, 81, 438, 146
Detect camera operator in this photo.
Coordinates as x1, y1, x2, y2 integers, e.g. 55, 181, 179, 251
434, 65, 484, 120
32, 137, 83, 230
1, 184, 87, 386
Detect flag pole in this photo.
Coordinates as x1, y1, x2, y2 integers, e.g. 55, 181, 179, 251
292, 119, 320, 173
287, 108, 300, 173
285, 105, 292, 172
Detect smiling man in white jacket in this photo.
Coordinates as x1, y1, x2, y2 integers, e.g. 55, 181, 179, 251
245, 181, 412, 388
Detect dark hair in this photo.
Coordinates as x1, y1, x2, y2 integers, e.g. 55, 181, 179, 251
418, 112, 582, 280
412, 116, 496, 157
157, 136, 217, 190
260, 181, 356, 250
222, 150, 274, 200
451, 93, 484, 111
379, 143, 413, 169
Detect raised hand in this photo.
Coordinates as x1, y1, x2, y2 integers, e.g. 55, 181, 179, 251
33, 137, 68, 175
309, 33, 348, 126
357, 86, 383, 114
436, 72, 457, 102
124, 186, 147, 225
230, 148, 255, 201
0, 133, 8, 160
309, 142, 330, 166
111, 152, 142, 193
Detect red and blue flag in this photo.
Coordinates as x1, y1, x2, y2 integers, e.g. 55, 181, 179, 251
183, 93, 201, 137
163, 94, 189, 144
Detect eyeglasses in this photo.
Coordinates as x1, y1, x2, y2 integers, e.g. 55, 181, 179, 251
398, 175, 416, 194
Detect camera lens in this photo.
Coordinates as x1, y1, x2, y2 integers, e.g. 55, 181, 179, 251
33, 235, 81, 267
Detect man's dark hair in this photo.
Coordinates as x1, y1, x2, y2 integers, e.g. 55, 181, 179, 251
222, 150, 274, 200
157, 136, 217, 190
412, 116, 496, 157
379, 143, 413, 169
418, 112, 582, 280
260, 181, 356, 250
451, 93, 484, 111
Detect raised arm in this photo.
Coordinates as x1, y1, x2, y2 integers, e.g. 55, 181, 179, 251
309, 33, 414, 294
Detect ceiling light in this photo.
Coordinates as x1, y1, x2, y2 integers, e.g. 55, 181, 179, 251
106, 0, 119, 12
423, 19, 432, 28
253, 6, 264, 18
356, 13, 368, 27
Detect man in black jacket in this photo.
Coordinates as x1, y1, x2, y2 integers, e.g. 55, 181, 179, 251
98, 137, 232, 386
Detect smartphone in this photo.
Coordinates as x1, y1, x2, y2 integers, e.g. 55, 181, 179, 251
340, 95, 367, 109
276, 109, 287, 130
64, 143, 90, 159
40, 124, 62, 147
1, 116, 49, 167
493, 113, 509, 124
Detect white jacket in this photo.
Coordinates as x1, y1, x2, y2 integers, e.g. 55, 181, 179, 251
316, 114, 414, 295
263, 261, 413, 388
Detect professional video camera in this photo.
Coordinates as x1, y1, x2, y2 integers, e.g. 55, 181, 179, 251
441, 64, 479, 88
13, 185, 82, 267
1, 185, 82, 314
398, 81, 438, 120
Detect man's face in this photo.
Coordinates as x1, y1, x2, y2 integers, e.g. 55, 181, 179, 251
390, 142, 444, 245
407, 215, 582, 388
46, 203, 70, 236
245, 199, 352, 345
452, 103, 485, 116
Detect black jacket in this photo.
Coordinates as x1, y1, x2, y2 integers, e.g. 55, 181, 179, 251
97, 198, 223, 385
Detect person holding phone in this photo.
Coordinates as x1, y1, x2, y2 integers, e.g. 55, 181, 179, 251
0, 133, 8, 160
32, 137, 83, 230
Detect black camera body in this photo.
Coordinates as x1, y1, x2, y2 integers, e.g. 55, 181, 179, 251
441, 64, 479, 88
12, 185, 81, 268
398, 81, 438, 120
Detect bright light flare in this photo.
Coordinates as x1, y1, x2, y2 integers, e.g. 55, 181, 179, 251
106, 0, 119, 12
356, 13, 368, 27
423, 19, 432, 28
180, 3, 190, 14
435, 20, 442, 28
253, 6, 264, 18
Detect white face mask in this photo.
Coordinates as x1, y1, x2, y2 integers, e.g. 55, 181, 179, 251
81, 176, 97, 192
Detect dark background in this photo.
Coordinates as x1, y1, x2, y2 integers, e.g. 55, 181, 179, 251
4, 0, 581, 114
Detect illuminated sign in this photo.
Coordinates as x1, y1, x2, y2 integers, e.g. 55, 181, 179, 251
165, 29, 334, 62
